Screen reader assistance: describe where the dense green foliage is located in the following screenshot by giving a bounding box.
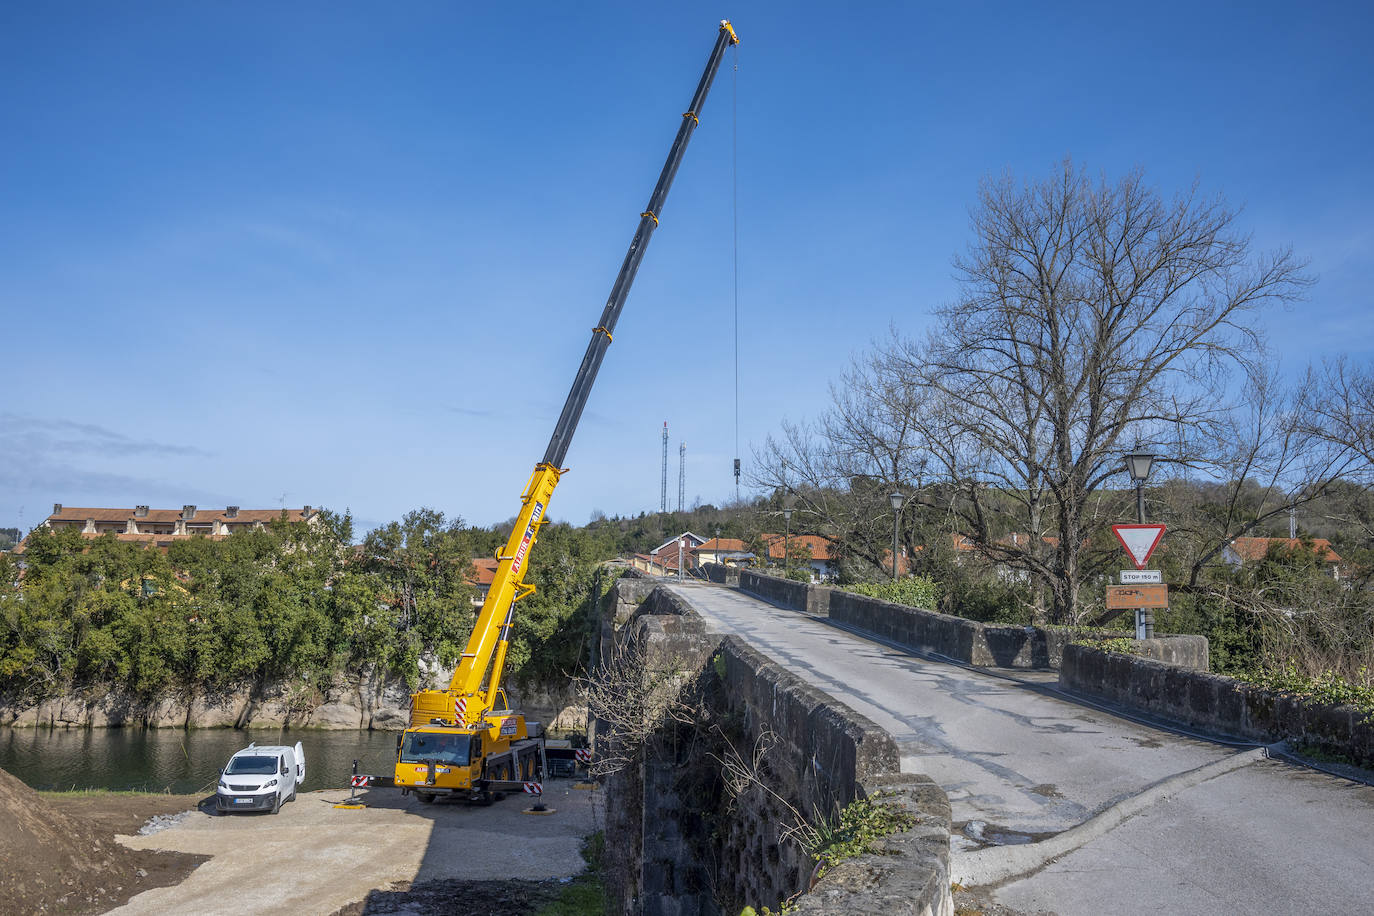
[1235,664,1374,719]
[0,509,617,702]
[839,577,940,610]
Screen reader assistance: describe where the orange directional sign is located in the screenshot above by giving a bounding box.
[1106,584,1169,609]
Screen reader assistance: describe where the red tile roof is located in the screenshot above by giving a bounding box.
[695,537,750,553]
[1228,537,1343,564]
[759,533,834,561]
[467,557,500,587]
[46,506,315,524]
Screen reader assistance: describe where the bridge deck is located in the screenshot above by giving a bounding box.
[667,580,1374,915]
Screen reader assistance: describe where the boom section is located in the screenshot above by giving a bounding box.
[448,463,560,713]
[542,20,739,469]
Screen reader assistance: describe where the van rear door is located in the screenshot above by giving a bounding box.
[294,740,306,785]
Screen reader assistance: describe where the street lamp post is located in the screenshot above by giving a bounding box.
[888,491,905,582]
[782,507,793,576]
[1124,451,1157,638]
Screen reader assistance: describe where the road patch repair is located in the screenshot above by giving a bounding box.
[107,782,601,915]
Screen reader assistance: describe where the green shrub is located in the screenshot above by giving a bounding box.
[841,577,940,610]
[1235,664,1374,719]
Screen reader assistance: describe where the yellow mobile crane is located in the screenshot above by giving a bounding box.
[383,20,739,805]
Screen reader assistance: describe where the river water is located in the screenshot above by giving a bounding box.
[0,727,400,795]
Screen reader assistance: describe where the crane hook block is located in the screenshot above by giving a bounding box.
[720,20,739,44]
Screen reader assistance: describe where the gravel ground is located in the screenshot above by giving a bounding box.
[108,781,602,915]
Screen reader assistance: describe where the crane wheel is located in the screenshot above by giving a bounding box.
[417,792,436,805]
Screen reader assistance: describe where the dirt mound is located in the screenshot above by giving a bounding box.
[0,767,199,914]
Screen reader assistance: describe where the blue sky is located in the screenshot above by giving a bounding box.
[3,2,1371,536]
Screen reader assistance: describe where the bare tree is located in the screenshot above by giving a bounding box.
[899,162,1310,621]
[1152,364,1358,589]
[1298,356,1374,477]
[575,631,698,778]
[754,350,934,574]
[762,161,1311,622]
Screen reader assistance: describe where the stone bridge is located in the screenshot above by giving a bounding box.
[601,571,1374,915]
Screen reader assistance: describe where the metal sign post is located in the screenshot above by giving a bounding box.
[1111,524,1168,638]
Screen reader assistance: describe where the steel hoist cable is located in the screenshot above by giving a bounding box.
[731,39,742,503]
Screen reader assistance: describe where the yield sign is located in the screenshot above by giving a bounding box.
[1112,524,1166,570]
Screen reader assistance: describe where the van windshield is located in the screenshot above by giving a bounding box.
[225,755,277,775]
[400,732,471,766]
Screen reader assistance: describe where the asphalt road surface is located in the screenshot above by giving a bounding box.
[668,580,1374,916]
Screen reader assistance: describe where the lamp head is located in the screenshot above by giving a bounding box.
[1124,451,1157,483]
[888,491,905,511]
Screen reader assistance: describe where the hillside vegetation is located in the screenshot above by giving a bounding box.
[0,510,615,704]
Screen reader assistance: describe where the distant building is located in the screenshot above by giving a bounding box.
[758,533,837,582]
[1222,537,1346,580]
[18,503,320,552]
[694,537,754,567]
[467,557,500,607]
[628,532,710,576]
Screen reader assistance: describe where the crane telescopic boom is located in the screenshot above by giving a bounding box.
[392,21,739,803]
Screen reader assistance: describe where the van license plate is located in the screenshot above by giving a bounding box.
[234,798,252,804]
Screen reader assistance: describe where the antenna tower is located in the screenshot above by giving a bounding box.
[678,441,686,513]
[661,422,669,513]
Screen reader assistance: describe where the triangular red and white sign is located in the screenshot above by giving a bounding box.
[1112,524,1166,569]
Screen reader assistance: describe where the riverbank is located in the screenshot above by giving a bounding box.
[0,770,205,914]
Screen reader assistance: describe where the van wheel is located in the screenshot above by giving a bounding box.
[271,793,282,815]
[289,785,297,803]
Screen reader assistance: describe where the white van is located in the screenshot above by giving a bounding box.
[215,741,306,814]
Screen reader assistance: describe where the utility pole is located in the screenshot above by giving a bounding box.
[679,441,686,513]
[661,422,669,514]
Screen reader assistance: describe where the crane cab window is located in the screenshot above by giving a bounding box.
[399,733,471,766]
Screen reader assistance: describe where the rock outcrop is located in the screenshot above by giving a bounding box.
[0,664,585,731]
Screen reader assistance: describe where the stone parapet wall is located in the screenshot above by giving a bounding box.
[600,574,951,916]
[738,569,811,613]
[702,563,741,586]
[1061,644,1374,766]
[719,566,1206,673]
[793,774,953,916]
